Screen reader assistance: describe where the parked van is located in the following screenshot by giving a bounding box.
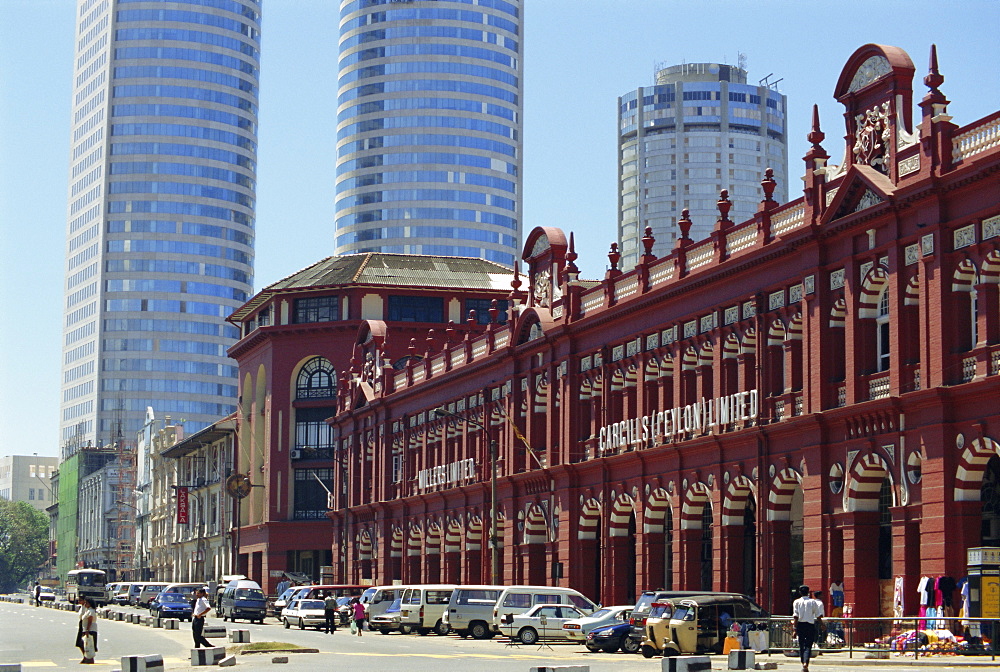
[219,579,267,623]
[399,584,456,635]
[442,585,504,639]
[491,586,598,633]
[127,583,148,606]
[161,582,204,604]
[113,583,133,605]
[138,583,167,607]
[641,593,767,658]
[361,585,406,622]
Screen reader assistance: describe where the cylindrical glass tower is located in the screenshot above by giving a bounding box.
[335,0,523,267]
[60,0,260,455]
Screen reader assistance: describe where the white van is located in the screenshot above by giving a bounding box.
[361,585,406,621]
[399,584,457,635]
[491,586,598,631]
[442,585,505,639]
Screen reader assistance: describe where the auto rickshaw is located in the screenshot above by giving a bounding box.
[641,593,767,658]
[638,601,675,657]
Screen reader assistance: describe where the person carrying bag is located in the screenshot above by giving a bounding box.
[76,597,98,664]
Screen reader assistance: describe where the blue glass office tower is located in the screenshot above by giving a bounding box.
[59,0,259,456]
[335,0,523,267]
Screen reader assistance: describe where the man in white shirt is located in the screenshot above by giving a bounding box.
[792,585,824,672]
[192,587,213,648]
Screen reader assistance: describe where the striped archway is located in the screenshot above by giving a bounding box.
[578,498,601,540]
[858,265,890,318]
[444,519,463,553]
[767,467,803,521]
[523,503,548,545]
[721,475,757,525]
[846,452,892,512]
[697,342,714,367]
[609,367,626,392]
[904,275,920,306]
[533,373,549,413]
[682,345,699,371]
[609,493,636,537]
[390,526,403,558]
[644,487,673,533]
[624,363,639,388]
[786,313,803,341]
[767,318,786,346]
[406,523,424,557]
[645,354,674,380]
[425,521,443,555]
[741,327,757,354]
[952,258,978,292]
[722,333,741,360]
[358,529,373,561]
[982,250,1000,284]
[954,437,1000,501]
[680,482,712,529]
[829,298,847,328]
[466,515,483,551]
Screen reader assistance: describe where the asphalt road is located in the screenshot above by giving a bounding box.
[2,598,997,672]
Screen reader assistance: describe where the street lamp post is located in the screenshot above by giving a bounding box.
[434,407,499,584]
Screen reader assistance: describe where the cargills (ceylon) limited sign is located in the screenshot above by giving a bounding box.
[417,458,476,490]
[599,389,759,452]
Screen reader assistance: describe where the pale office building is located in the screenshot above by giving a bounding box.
[617,62,788,269]
[0,455,59,511]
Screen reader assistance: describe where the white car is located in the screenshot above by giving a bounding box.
[499,603,587,645]
[282,598,327,630]
[561,605,632,641]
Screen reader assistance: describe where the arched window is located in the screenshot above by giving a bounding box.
[969,289,979,350]
[296,357,336,399]
[875,290,890,373]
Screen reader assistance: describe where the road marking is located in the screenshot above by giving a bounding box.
[331,652,582,660]
[21,663,58,667]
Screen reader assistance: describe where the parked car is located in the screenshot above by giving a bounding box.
[113,583,132,605]
[491,586,598,633]
[128,583,147,606]
[442,585,503,640]
[369,597,403,634]
[149,592,194,621]
[641,593,768,658]
[399,584,456,635]
[500,604,587,645]
[335,597,355,627]
[586,622,635,653]
[38,587,56,602]
[282,598,327,630]
[361,585,405,622]
[562,605,632,643]
[273,587,298,617]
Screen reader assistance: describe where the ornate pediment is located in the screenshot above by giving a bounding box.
[848,55,892,93]
[823,165,895,224]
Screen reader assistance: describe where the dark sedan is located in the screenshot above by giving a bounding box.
[150,592,194,621]
[586,622,638,654]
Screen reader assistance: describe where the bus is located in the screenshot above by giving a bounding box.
[66,569,110,606]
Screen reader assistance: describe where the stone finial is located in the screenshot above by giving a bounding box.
[408,337,417,359]
[641,226,655,257]
[807,104,825,148]
[467,310,477,327]
[565,231,579,276]
[678,208,693,241]
[488,299,499,324]
[425,329,436,354]
[716,189,732,222]
[761,167,777,202]
[924,43,944,92]
[446,320,456,343]
[608,243,620,271]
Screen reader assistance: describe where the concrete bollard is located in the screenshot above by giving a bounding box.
[219,656,237,667]
[270,657,288,664]
[528,668,590,672]
[228,630,250,643]
[728,650,755,670]
[191,648,225,666]
[162,619,179,630]
[150,618,162,628]
[203,625,227,638]
[753,663,778,671]
[121,655,164,672]
[0,664,23,672]
[115,612,125,621]
[662,656,712,672]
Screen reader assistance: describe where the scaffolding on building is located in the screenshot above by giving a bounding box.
[112,399,137,580]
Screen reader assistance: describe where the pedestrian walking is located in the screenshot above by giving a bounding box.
[351,598,365,637]
[191,587,213,648]
[323,592,339,634]
[792,585,824,672]
[34,582,42,607]
[75,596,98,664]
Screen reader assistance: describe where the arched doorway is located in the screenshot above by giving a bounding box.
[982,455,1000,546]
[700,502,713,591]
[789,488,804,607]
[624,513,637,603]
[664,507,674,590]
[743,497,757,597]
[877,478,894,616]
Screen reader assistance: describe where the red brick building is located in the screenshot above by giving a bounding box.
[226,254,513,592]
[325,44,1000,617]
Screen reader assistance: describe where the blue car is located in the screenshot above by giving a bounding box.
[150,592,194,621]
[586,622,638,654]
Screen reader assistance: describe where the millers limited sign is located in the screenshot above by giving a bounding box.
[599,389,759,451]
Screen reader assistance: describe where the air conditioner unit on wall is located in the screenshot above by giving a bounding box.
[290,449,301,460]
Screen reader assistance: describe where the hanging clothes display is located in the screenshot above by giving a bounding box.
[893,576,904,618]
[829,581,844,618]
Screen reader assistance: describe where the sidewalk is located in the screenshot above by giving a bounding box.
[766,650,1000,667]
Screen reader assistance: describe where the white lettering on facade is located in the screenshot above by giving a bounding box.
[417,457,476,490]
[598,389,759,452]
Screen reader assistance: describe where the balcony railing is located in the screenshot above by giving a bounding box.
[868,374,890,400]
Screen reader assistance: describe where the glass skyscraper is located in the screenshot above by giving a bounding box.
[617,62,788,269]
[60,0,260,457]
[335,0,523,267]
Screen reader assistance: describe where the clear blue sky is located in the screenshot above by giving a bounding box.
[1,0,997,458]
